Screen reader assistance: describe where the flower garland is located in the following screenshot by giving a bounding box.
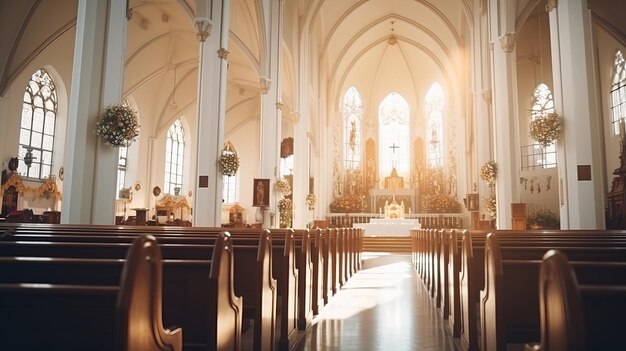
[484,194,497,218]
[218,149,240,176]
[95,104,140,147]
[275,179,291,196]
[278,198,293,228]
[306,193,316,209]
[529,112,563,148]
[480,161,497,187]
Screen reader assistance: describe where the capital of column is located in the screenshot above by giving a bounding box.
[194,17,213,42]
[499,32,517,53]
[545,0,557,12]
[217,48,230,60]
[276,101,284,110]
[260,77,272,94]
[292,110,301,123]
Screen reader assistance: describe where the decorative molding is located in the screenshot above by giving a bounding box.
[481,90,492,105]
[292,110,301,123]
[260,77,272,94]
[217,48,230,60]
[499,32,517,53]
[275,101,284,110]
[194,17,212,42]
[545,0,557,12]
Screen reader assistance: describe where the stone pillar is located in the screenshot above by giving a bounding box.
[193,0,230,226]
[470,6,493,221]
[258,0,284,228]
[548,0,605,228]
[0,97,7,163]
[489,0,521,229]
[62,0,127,224]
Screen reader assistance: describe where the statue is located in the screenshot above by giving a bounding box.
[256,180,265,206]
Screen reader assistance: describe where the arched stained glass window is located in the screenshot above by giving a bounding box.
[379,92,409,178]
[18,69,57,179]
[222,141,239,204]
[164,119,185,194]
[343,86,363,170]
[425,83,444,168]
[529,83,556,169]
[611,50,626,135]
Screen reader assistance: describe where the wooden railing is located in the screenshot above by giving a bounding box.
[326,213,466,229]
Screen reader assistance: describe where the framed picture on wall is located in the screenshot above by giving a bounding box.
[253,178,270,207]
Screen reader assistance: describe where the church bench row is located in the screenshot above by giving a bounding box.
[535,250,626,351]
[0,224,363,322]
[0,235,185,351]
[410,228,626,351]
[0,223,363,351]
[0,230,270,351]
[480,233,626,351]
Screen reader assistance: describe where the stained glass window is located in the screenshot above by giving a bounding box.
[611,50,626,135]
[425,83,444,168]
[530,83,556,168]
[343,87,363,170]
[222,141,239,204]
[379,92,410,178]
[18,69,57,179]
[164,119,185,194]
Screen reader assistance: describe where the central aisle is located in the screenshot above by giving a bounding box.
[295,253,457,351]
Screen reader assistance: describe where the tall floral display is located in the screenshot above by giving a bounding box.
[95,104,140,147]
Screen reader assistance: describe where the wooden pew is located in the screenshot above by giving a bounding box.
[0,235,183,351]
[535,250,626,351]
[480,233,626,351]
[0,229,250,351]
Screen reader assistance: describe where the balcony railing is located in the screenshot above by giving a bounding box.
[326,212,467,229]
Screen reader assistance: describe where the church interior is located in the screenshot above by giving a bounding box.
[1,0,626,350]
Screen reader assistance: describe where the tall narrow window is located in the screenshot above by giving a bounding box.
[116,145,128,198]
[164,119,185,194]
[222,141,239,204]
[425,83,444,168]
[343,86,363,170]
[527,83,556,169]
[18,69,57,179]
[611,50,626,135]
[379,92,410,178]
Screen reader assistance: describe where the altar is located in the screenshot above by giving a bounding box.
[353,218,421,237]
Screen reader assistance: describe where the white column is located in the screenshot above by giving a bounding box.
[193,0,230,226]
[489,0,521,229]
[548,0,605,229]
[471,7,493,220]
[258,0,284,228]
[62,0,127,224]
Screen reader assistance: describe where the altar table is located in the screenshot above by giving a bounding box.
[353,219,421,237]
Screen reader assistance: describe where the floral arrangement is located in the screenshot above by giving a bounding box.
[218,148,239,176]
[484,194,497,218]
[275,179,292,196]
[480,161,497,187]
[278,198,293,228]
[422,193,461,213]
[329,194,364,213]
[529,112,563,148]
[95,104,140,147]
[306,193,316,209]
[528,207,560,228]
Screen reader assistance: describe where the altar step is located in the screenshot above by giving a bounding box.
[361,236,412,252]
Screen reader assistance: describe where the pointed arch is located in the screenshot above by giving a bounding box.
[528,83,556,169]
[378,92,410,178]
[18,68,58,179]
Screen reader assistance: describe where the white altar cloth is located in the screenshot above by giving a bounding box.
[353,220,421,237]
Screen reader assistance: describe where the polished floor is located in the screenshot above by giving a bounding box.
[295,253,457,351]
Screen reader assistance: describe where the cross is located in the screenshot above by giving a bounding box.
[389,143,399,154]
